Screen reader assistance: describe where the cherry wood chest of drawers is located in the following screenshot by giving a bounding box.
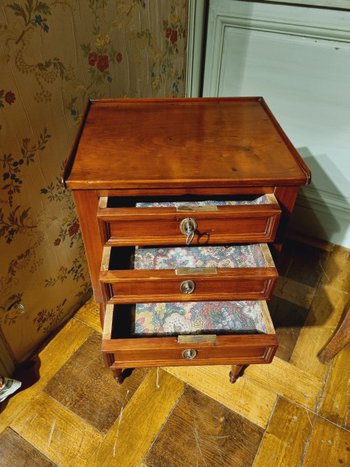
[64,97,311,383]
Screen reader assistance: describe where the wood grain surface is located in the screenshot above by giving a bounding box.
[164,365,277,429]
[101,267,278,303]
[254,397,314,467]
[0,428,55,466]
[99,201,281,246]
[144,386,263,467]
[10,393,102,466]
[95,369,184,466]
[303,417,350,467]
[65,98,310,190]
[0,319,93,435]
[319,345,350,430]
[44,333,148,433]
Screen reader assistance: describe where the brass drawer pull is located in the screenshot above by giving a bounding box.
[182,349,197,360]
[180,280,196,294]
[180,217,197,245]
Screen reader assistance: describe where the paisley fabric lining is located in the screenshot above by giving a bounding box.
[134,244,267,270]
[133,301,268,336]
[136,195,270,208]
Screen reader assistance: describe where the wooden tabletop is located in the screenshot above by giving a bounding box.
[65,97,310,190]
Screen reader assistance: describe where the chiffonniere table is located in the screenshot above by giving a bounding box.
[64,97,311,383]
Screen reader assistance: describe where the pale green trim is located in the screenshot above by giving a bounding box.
[203,0,350,96]
[185,0,208,97]
[246,1,350,11]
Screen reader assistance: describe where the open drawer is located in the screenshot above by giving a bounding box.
[97,194,281,246]
[100,243,278,303]
[101,301,278,368]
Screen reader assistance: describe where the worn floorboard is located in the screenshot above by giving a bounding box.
[10,392,102,466]
[144,385,264,467]
[95,369,184,467]
[245,357,323,411]
[318,345,350,431]
[164,365,276,429]
[254,397,314,467]
[45,332,148,433]
[0,427,55,466]
[74,298,101,333]
[0,319,93,435]
[303,416,350,467]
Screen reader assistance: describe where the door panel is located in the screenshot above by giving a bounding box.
[203,0,350,246]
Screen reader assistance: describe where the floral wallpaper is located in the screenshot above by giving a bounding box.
[0,0,187,371]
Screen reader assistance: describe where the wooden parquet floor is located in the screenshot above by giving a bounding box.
[1,238,350,466]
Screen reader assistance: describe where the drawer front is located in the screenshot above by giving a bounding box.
[100,244,277,303]
[97,195,281,246]
[101,302,278,368]
[101,270,277,303]
[104,339,277,368]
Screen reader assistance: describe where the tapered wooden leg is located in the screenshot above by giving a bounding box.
[229,364,245,383]
[112,368,124,384]
[111,368,134,384]
[318,300,350,364]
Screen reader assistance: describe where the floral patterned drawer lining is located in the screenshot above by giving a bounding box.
[136,195,271,208]
[133,244,270,270]
[132,301,271,336]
